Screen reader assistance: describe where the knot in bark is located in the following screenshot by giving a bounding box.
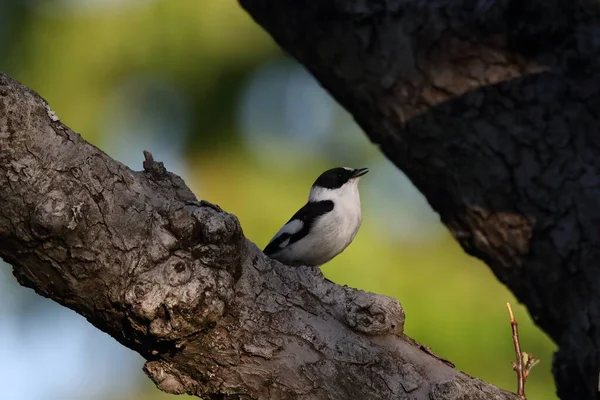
[343,288,405,335]
[144,360,193,395]
[31,190,83,238]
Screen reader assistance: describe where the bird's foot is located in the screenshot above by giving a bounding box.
[185,200,223,212]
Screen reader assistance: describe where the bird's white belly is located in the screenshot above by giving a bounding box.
[276,205,362,266]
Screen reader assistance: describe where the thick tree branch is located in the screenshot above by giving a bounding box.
[0,74,516,399]
[238,0,600,398]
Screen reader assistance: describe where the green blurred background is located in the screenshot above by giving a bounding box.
[0,1,557,399]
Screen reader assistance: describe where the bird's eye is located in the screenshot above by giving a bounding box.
[338,173,342,178]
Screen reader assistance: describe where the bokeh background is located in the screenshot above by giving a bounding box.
[0,1,557,399]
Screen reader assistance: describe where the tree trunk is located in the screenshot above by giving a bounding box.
[0,73,518,399]
[238,0,600,399]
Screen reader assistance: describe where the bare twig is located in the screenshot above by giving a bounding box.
[507,303,540,400]
[507,302,525,398]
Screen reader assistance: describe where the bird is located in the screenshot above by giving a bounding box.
[263,166,369,267]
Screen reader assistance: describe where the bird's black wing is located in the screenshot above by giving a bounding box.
[263,200,334,255]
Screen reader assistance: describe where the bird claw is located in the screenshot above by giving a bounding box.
[185,200,223,212]
[323,276,336,285]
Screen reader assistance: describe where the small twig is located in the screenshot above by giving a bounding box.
[506,303,540,399]
[507,302,525,399]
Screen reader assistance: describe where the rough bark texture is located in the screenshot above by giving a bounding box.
[0,74,518,399]
[238,0,600,399]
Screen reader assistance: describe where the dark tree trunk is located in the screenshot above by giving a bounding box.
[238,0,600,399]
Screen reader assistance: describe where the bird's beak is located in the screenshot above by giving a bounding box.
[352,168,369,178]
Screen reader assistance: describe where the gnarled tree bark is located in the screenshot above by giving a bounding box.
[0,74,517,399]
[238,0,600,399]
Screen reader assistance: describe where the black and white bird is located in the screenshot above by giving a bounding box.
[263,167,369,267]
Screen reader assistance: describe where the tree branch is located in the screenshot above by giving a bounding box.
[0,73,516,399]
[238,0,600,398]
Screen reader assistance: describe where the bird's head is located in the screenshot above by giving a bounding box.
[309,167,369,202]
